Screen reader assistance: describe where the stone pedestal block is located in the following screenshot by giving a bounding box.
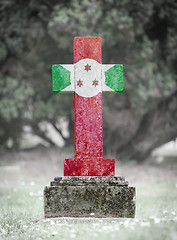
[44,177,136,218]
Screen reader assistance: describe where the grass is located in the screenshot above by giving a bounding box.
[0,179,177,240]
[0,147,177,239]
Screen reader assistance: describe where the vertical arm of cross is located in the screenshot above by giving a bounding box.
[51,37,123,176]
[102,64,123,92]
[52,64,74,92]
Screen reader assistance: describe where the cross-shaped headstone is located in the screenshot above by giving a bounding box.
[52,37,123,176]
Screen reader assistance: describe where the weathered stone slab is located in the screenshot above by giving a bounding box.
[51,176,128,186]
[44,176,136,218]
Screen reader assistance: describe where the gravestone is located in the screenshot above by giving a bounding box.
[44,37,136,218]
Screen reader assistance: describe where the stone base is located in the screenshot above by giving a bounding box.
[44,177,136,218]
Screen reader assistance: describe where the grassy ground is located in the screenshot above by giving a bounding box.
[0,148,177,239]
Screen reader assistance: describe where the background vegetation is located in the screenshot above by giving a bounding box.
[0,0,177,161]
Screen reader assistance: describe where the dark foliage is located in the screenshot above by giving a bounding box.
[0,0,176,161]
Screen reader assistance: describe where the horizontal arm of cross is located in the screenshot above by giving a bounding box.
[52,64,123,93]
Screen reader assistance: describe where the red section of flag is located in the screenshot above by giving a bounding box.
[74,92,103,159]
[63,37,115,176]
[64,158,115,176]
[74,37,102,64]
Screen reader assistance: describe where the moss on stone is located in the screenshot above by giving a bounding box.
[44,177,136,218]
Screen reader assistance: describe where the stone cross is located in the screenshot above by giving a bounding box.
[52,37,123,176]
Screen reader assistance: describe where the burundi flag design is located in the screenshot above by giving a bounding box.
[52,60,123,96]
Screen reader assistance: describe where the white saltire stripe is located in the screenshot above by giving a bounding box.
[102,65,115,92]
[60,64,74,92]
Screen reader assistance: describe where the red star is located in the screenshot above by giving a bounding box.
[92,79,98,87]
[84,64,91,72]
[77,79,83,87]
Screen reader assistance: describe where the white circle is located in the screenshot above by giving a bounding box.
[74,59,101,97]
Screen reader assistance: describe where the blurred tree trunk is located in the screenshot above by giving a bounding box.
[0,0,176,162]
[103,89,177,161]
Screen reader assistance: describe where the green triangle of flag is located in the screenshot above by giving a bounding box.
[52,65,71,92]
[105,65,123,92]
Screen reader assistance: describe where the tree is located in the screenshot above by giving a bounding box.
[0,0,176,161]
